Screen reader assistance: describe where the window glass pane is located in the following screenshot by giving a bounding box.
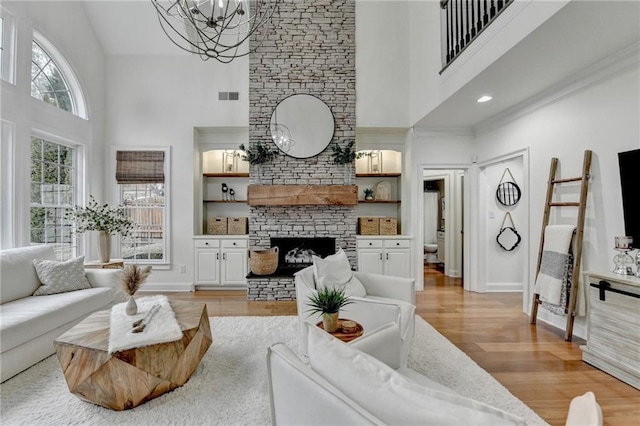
[120,182,166,262]
[30,137,76,260]
[31,41,74,113]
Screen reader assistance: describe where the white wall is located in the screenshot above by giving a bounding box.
[105,55,248,287]
[0,1,106,250]
[479,155,527,292]
[408,0,569,126]
[474,66,640,336]
[356,0,410,128]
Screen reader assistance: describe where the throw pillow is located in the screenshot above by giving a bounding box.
[32,256,92,296]
[312,248,366,297]
[306,323,526,425]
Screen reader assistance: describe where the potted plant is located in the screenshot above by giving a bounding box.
[65,195,135,263]
[306,287,353,333]
[330,141,360,184]
[239,142,278,184]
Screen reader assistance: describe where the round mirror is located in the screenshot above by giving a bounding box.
[270,94,334,159]
[496,182,521,206]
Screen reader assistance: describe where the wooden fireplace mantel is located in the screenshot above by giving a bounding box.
[247,185,357,206]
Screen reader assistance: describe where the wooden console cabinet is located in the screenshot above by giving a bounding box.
[581,271,640,390]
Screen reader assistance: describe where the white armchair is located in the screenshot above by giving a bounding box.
[294,265,416,367]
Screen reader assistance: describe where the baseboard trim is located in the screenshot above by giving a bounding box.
[535,310,587,340]
[138,281,194,293]
[486,282,523,292]
[195,285,247,291]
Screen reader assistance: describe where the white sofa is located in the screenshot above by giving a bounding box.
[0,245,124,382]
[294,265,415,367]
[267,323,603,426]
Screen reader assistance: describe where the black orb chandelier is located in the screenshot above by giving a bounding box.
[151,0,278,63]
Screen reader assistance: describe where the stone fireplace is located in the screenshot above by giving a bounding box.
[271,237,336,275]
[247,0,356,300]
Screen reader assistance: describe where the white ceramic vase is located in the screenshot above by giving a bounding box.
[125,296,137,316]
[97,231,111,263]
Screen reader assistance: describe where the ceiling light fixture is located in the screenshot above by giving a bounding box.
[477,95,493,103]
[151,0,278,63]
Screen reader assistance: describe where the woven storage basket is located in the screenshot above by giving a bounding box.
[358,217,379,235]
[249,247,279,275]
[379,217,397,235]
[208,217,228,235]
[227,217,248,235]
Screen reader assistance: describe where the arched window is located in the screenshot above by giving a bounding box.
[30,32,87,119]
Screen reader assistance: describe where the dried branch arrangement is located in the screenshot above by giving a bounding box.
[119,265,152,296]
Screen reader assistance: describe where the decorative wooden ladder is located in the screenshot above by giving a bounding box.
[530,150,593,342]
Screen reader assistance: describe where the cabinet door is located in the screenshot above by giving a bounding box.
[196,250,220,284]
[358,249,384,275]
[222,249,248,285]
[384,249,411,278]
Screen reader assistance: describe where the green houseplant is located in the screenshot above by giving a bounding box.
[306,287,353,333]
[65,196,135,263]
[330,141,361,184]
[239,142,278,184]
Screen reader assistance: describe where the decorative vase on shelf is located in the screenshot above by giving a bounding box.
[322,312,339,333]
[97,230,111,263]
[125,296,137,316]
[343,163,353,185]
[255,164,264,185]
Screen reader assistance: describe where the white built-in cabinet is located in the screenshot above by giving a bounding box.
[194,236,248,289]
[357,236,411,278]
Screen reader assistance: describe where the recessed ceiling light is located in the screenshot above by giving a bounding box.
[477,95,493,103]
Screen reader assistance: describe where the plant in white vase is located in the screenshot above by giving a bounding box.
[239,142,277,184]
[330,141,362,184]
[65,196,135,263]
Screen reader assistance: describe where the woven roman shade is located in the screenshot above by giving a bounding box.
[116,151,165,184]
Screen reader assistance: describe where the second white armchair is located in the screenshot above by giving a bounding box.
[294,264,416,367]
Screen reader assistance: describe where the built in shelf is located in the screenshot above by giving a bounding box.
[203,173,249,178]
[358,200,400,204]
[356,173,401,178]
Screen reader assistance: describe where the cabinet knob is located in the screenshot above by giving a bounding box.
[233,242,236,246]
[369,242,373,246]
[396,242,400,246]
[205,242,209,246]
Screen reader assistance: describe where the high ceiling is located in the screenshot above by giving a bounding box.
[83,1,640,129]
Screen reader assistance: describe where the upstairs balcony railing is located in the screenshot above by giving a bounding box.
[440,0,514,71]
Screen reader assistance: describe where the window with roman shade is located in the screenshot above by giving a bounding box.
[116,150,165,184]
[116,148,169,265]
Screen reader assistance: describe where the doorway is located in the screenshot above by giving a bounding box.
[421,169,465,285]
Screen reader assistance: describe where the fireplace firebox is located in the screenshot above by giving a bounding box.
[270,237,336,275]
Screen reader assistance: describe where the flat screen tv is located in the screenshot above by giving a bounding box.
[618,148,640,249]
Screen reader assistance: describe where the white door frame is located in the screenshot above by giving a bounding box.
[414,163,472,292]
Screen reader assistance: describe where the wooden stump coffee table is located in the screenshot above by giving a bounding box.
[54,300,212,410]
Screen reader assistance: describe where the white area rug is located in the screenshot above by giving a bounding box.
[0,316,548,425]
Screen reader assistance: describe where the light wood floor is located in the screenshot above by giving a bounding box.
[159,266,640,426]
